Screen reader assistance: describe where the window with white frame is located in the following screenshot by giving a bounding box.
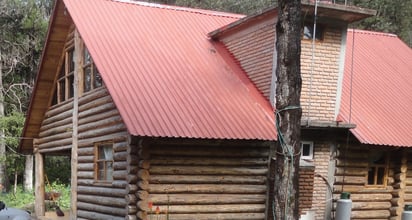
[301,141,314,160]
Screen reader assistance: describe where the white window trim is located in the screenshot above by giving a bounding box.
[301,141,314,160]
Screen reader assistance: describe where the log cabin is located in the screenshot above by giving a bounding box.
[18,0,412,219]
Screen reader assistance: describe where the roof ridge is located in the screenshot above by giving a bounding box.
[348,29,398,38]
[111,0,244,19]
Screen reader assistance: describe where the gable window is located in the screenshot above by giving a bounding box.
[367,151,388,186]
[95,142,114,182]
[54,47,75,104]
[301,141,314,160]
[82,47,102,93]
[302,23,324,41]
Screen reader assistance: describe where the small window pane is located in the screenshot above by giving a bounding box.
[377,167,385,185]
[84,48,91,64]
[68,74,74,99]
[68,50,75,73]
[368,167,375,184]
[84,66,92,92]
[93,65,102,88]
[59,79,65,102]
[302,144,311,156]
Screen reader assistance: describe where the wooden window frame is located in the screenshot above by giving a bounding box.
[365,151,389,188]
[302,22,325,41]
[94,142,114,183]
[301,141,314,160]
[80,42,103,95]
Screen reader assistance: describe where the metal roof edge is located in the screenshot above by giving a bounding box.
[112,0,244,19]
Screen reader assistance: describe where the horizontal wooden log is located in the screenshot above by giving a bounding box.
[334,176,366,185]
[145,204,265,214]
[150,147,268,158]
[78,86,109,105]
[351,201,391,210]
[150,166,267,175]
[351,210,390,219]
[336,160,368,167]
[77,194,126,207]
[127,174,138,184]
[114,141,128,152]
[78,163,94,171]
[114,151,128,161]
[78,201,126,216]
[150,175,266,184]
[113,170,127,180]
[148,193,266,205]
[146,213,265,220]
[77,171,94,179]
[78,155,94,163]
[336,150,368,159]
[45,101,73,119]
[78,115,123,134]
[394,173,406,181]
[150,157,268,166]
[78,147,94,155]
[77,179,127,188]
[78,185,127,197]
[114,161,128,170]
[350,193,392,201]
[335,167,367,176]
[39,138,73,150]
[77,210,124,220]
[125,215,137,220]
[43,108,73,125]
[125,194,137,205]
[78,95,114,114]
[38,144,72,153]
[78,132,128,146]
[79,108,119,126]
[126,184,138,193]
[78,124,127,140]
[39,126,72,141]
[126,205,137,215]
[148,184,266,194]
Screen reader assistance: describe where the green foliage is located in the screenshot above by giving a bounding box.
[0,183,70,211]
[45,155,71,184]
[0,111,25,178]
[351,0,412,46]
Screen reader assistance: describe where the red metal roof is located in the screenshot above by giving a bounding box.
[339,29,412,147]
[63,0,276,140]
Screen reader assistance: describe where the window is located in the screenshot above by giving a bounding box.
[367,151,388,186]
[95,142,114,182]
[301,141,314,160]
[302,23,324,41]
[82,47,102,93]
[53,47,75,105]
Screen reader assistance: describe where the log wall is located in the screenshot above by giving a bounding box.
[333,145,402,220]
[75,87,129,220]
[136,140,270,220]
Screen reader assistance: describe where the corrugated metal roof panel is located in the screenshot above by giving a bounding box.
[63,0,276,140]
[339,29,412,147]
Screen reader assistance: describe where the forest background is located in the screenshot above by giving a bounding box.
[0,0,411,206]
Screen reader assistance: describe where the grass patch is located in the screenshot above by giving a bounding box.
[0,182,70,212]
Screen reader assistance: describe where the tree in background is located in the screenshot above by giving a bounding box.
[0,0,50,192]
[351,0,412,47]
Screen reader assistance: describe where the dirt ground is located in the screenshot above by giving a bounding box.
[32,211,69,220]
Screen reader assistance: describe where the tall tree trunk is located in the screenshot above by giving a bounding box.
[0,49,6,192]
[273,0,302,219]
[24,155,34,191]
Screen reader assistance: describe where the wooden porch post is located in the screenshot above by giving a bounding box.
[69,28,81,220]
[34,139,45,217]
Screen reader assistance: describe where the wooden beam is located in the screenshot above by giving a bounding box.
[34,143,45,217]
